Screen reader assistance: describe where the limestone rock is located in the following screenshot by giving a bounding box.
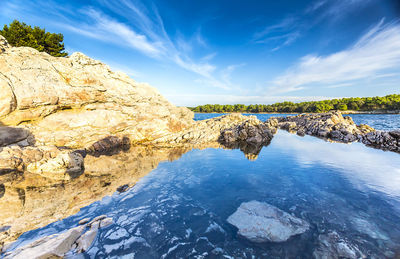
[0,40,193,148]
[3,225,85,259]
[3,216,113,258]
[227,201,310,243]
[220,116,277,146]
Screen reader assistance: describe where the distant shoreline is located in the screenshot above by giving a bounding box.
[193,110,400,115]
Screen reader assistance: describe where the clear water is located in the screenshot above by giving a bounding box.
[5,131,400,258]
[194,113,400,131]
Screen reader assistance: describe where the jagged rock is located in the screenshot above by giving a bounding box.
[313,231,365,259]
[277,111,375,143]
[227,201,310,243]
[219,116,277,146]
[362,130,400,152]
[0,38,193,148]
[149,113,265,145]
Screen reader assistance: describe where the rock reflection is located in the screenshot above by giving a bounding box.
[0,145,190,248]
[0,141,262,249]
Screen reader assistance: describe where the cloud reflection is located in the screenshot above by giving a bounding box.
[271,131,400,198]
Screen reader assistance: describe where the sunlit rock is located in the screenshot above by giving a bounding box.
[277,111,375,143]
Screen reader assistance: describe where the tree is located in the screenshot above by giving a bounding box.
[0,20,68,57]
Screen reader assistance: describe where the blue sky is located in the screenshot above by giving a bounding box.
[1,0,399,106]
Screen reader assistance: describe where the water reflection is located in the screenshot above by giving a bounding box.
[0,141,262,249]
[271,131,400,198]
[0,146,192,247]
[2,132,400,257]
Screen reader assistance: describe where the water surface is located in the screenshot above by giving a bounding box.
[194,113,400,131]
[5,131,400,258]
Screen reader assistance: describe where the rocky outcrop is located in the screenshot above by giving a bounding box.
[0,36,280,180]
[219,116,278,146]
[2,215,113,258]
[227,201,310,243]
[0,36,193,148]
[277,111,400,153]
[362,130,400,153]
[277,111,375,143]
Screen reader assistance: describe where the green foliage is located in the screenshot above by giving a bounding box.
[1,20,68,57]
[189,94,400,113]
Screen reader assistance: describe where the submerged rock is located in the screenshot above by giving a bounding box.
[313,231,365,259]
[227,201,309,243]
[3,216,113,258]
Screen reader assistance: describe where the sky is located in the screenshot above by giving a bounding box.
[1,0,400,106]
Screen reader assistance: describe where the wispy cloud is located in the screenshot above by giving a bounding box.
[269,19,400,93]
[253,0,375,51]
[2,0,236,90]
[253,16,303,51]
[195,63,245,90]
[67,8,162,56]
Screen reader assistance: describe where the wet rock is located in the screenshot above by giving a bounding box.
[79,218,90,225]
[227,201,309,243]
[116,184,130,193]
[313,231,365,259]
[3,225,85,259]
[277,111,374,143]
[220,116,277,146]
[3,216,113,258]
[362,130,400,153]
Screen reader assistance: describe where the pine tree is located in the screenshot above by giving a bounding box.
[0,20,68,57]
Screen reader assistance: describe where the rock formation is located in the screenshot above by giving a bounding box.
[227,201,310,243]
[277,111,375,143]
[2,215,113,258]
[0,36,193,148]
[362,130,400,153]
[277,111,400,153]
[0,146,192,249]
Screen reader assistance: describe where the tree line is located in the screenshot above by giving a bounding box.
[0,20,67,57]
[189,94,400,113]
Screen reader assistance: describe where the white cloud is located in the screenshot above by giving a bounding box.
[68,8,162,57]
[270,20,400,93]
[68,1,233,90]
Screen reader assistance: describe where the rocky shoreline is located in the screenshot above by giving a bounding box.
[1,35,400,256]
